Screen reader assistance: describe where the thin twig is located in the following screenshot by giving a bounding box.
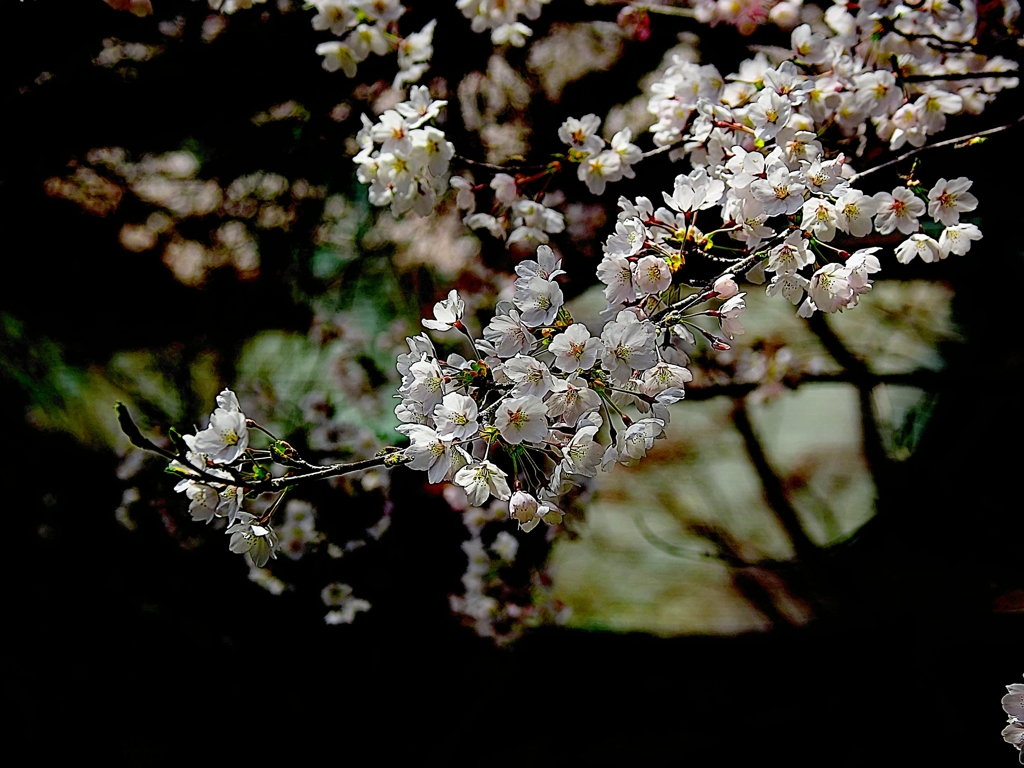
[117,401,402,493]
[651,251,763,324]
[901,70,1019,83]
[849,113,1024,183]
[641,142,680,159]
[453,155,549,173]
[176,451,394,493]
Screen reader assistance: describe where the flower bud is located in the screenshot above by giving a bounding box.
[769,1,801,29]
[509,491,539,527]
[617,7,651,41]
[712,274,739,299]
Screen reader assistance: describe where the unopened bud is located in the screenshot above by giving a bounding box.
[769,0,800,29]
[712,274,739,299]
[270,440,301,466]
[384,452,412,468]
[617,6,651,41]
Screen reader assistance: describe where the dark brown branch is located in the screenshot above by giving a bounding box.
[453,155,549,173]
[683,368,943,401]
[116,402,404,494]
[805,313,891,490]
[901,70,1019,83]
[731,399,820,561]
[651,251,765,324]
[849,113,1024,183]
[633,509,737,564]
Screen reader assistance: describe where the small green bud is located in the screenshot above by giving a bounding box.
[384,452,412,468]
[270,440,302,466]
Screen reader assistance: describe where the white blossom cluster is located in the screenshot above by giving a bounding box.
[169,390,280,567]
[395,247,697,531]
[557,114,643,196]
[321,582,372,624]
[112,0,1018,632]
[447,493,567,642]
[450,507,517,637]
[455,174,566,247]
[456,0,552,47]
[310,1,437,88]
[354,86,455,216]
[647,8,1018,155]
[204,0,435,86]
[691,0,805,35]
[1003,675,1024,761]
[606,10,1008,323]
[598,163,983,325]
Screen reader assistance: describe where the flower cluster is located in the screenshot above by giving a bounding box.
[457,174,566,247]
[691,0,803,36]
[456,0,552,47]
[645,7,1018,158]
[354,86,454,216]
[321,582,372,624]
[106,0,1018,644]
[598,166,983,324]
[447,492,568,642]
[394,247,696,531]
[1004,675,1024,763]
[557,114,643,196]
[168,389,279,565]
[591,14,1004,322]
[311,1,436,88]
[439,6,1008,274]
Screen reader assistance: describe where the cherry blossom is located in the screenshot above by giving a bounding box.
[896,234,943,264]
[549,324,601,372]
[422,289,466,332]
[454,461,512,506]
[939,223,983,257]
[928,177,979,227]
[193,388,249,464]
[873,188,927,236]
[808,264,854,314]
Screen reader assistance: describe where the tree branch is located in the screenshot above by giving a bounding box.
[731,398,820,561]
[805,313,891,490]
[849,113,1024,183]
[901,70,1019,83]
[116,403,406,494]
[683,368,943,401]
[651,252,765,325]
[453,155,550,173]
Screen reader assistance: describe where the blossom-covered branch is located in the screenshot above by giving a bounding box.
[116,396,408,566]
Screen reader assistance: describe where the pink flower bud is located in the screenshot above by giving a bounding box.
[617,7,651,41]
[712,274,739,299]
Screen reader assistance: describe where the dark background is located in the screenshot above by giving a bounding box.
[3,0,1021,763]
